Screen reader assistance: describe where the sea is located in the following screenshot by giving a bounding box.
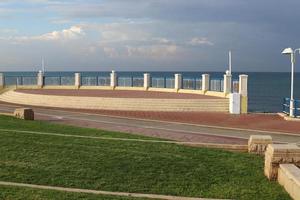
[2,71,300,113]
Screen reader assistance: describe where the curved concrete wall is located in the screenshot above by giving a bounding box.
[0,90,229,112]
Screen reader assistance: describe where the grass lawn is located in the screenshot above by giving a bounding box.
[0,186,152,200]
[0,115,291,200]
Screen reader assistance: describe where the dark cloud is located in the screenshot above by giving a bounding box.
[1,0,300,71]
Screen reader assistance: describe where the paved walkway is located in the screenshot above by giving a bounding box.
[16,89,222,99]
[1,103,300,145]
[11,89,300,134]
[0,181,229,200]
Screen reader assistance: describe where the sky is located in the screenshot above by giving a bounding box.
[0,0,299,72]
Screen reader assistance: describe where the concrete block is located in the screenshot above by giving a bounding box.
[223,74,232,94]
[174,74,182,91]
[248,135,272,155]
[37,71,44,88]
[110,70,117,88]
[239,75,248,114]
[75,73,81,89]
[278,164,300,200]
[14,108,34,120]
[144,73,150,90]
[0,73,4,88]
[264,144,300,180]
[239,74,248,97]
[202,74,210,92]
[229,93,241,114]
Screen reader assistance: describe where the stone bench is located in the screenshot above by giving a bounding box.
[278,164,300,200]
[264,144,300,180]
[248,135,272,155]
[14,108,34,120]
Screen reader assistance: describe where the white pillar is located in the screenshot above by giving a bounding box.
[202,74,210,92]
[239,74,248,114]
[144,73,150,90]
[175,74,182,91]
[223,74,232,94]
[229,93,241,114]
[110,70,117,88]
[75,73,81,89]
[239,75,248,97]
[37,71,44,88]
[0,73,4,88]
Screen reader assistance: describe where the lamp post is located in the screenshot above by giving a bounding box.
[282,47,300,117]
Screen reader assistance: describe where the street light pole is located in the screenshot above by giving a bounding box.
[290,52,295,117]
[282,47,300,117]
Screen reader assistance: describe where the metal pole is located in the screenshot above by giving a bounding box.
[290,52,295,117]
[229,51,232,75]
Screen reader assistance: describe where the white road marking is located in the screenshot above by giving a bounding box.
[0,128,246,149]
[0,181,230,200]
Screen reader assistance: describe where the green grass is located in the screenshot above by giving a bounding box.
[0,186,152,200]
[0,115,291,200]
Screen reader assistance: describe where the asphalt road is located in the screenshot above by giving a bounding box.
[1,103,300,145]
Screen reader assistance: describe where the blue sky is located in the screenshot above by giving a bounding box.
[0,0,299,72]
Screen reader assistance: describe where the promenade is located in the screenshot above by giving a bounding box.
[1,100,300,147]
[4,89,300,134]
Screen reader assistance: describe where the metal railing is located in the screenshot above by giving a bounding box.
[4,76,38,86]
[283,98,300,117]
[44,76,74,86]
[232,79,239,93]
[117,77,132,87]
[296,100,300,117]
[132,77,144,87]
[80,76,110,86]
[210,79,224,92]
[2,74,239,94]
[151,77,166,88]
[182,78,202,90]
[98,77,110,86]
[81,76,97,86]
[166,78,175,88]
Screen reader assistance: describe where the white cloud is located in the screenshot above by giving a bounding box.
[0,25,85,43]
[103,47,119,57]
[188,37,214,46]
[34,25,85,41]
[126,45,178,57]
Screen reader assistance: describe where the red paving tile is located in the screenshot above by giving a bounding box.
[58,109,300,134]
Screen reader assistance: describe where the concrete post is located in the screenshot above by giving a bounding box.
[75,73,81,89]
[264,144,300,180]
[229,93,241,114]
[144,73,150,90]
[37,71,44,88]
[202,74,210,92]
[223,74,232,94]
[174,74,182,91]
[248,135,272,155]
[239,74,248,114]
[110,70,117,89]
[0,73,4,88]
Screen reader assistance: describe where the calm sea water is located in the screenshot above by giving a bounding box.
[3,71,300,113]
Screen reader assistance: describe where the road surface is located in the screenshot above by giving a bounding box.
[0,103,300,145]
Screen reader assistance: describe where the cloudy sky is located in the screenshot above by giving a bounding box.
[0,0,299,72]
